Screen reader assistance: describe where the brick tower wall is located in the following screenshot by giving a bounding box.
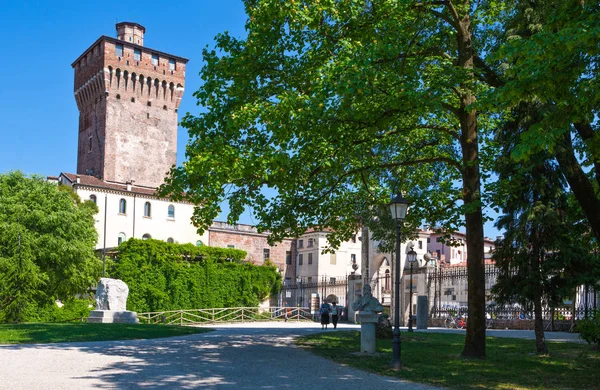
[73,27,187,188]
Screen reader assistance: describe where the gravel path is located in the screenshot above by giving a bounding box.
[0,322,439,390]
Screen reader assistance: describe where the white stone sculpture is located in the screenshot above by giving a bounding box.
[88,278,138,324]
[95,278,129,311]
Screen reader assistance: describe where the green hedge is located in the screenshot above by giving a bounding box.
[111,239,282,313]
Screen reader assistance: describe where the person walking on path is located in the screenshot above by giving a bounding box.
[330,302,339,329]
[320,302,331,330]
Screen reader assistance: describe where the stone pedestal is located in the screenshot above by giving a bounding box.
[417,295,428,329]
[87,310,139,324]
[357,311,379,354]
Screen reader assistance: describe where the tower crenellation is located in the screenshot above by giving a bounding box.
[72,22,188,188]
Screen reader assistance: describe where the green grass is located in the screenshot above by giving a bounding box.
[296,331,600,389]
[0,323,212,344]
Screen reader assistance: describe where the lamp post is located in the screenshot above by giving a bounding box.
[407,249,417,332]
[389,193,410,370]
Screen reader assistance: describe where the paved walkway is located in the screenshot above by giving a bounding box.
[0,322,583,389]
[0,322,437,390]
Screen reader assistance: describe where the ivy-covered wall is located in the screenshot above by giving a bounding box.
[111,239,282,313]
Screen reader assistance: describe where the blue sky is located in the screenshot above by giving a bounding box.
[0,0,501,238]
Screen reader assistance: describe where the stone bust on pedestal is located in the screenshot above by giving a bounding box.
[352,285,384,313]
[353,284,383,354]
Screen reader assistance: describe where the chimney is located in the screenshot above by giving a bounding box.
[76,175,81,184]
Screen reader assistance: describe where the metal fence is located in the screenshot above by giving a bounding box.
[276,276,350,312]
[138,307,313,325]
[426,264,600,321]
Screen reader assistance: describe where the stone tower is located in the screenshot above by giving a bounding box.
[72,22,187,188]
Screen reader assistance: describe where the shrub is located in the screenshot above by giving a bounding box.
[376,314,393,339]
[111,239,282,312]
[36,299,94,323]
[578,310,600,350]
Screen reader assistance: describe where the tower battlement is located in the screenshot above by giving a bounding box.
[72,23,188,188]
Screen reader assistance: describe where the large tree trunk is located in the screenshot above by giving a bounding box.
[555,130,600,243]
[456,10,486,359]
[532,255,548,354]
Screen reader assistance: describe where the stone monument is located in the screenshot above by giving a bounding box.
[352,284,384,354]
[87,278,139,324]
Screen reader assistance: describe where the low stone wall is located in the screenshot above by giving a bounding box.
[429,318,575,332]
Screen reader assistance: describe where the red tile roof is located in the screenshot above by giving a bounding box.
[60,172,159,197]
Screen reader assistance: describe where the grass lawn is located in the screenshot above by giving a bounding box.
[296,331,600,389]
[0,323,212,345]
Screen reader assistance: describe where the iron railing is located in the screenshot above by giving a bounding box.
[138,306,313,325]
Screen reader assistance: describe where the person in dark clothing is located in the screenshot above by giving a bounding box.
[330,302,340,329]
[320,302,331,329]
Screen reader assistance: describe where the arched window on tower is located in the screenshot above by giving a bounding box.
[144,202,151,217]
[89,194,97,204]
[119,198,127,214]
[118,232,126,245]
[142,233,151,240]
[167,237,174,243]
[168,205,175,219]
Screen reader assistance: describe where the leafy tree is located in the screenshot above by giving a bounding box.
[489,0,600,242]
[492,104,600,354]
[161,0,516,358]
[0,171,101,323]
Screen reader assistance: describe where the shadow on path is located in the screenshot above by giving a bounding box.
[0,325,438,389]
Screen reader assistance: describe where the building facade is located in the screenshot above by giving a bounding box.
[295,230,362,284]
[72,22,187,188]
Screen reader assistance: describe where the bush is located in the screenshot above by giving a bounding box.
[111,239,282,312]
[376,314,393,339]
[34,299,94,323]
[578,310,600,350]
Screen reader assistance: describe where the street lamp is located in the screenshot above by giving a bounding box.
[407,249,417,332]
[389,193,410,370]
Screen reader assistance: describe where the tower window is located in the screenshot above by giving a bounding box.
[167,237,174,243]
[169,59,176,70]
[286,251,292,265]
[88,136,92,152]
[167,205,175,218]
[131,97,135,103]
[263,248,270,260]
[134,49,141,62]
[89,194,97,204]
[118,232,126,245]
[116,94,121,100]
[151,54,159,66]
[115,44,123,57]
[144,202,151,217]
[308,253,313,264]
[142,233,151,240]
[196,240,204,247]
[119,198,127,214]
[147,101,152,107]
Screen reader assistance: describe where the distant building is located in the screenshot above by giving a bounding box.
[427,230,496,265]
[295,229,362,283]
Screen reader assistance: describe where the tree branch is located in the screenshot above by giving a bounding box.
[473,55,503,88]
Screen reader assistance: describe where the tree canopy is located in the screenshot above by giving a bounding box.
[0,171,101,322]
[161,0,598,358]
